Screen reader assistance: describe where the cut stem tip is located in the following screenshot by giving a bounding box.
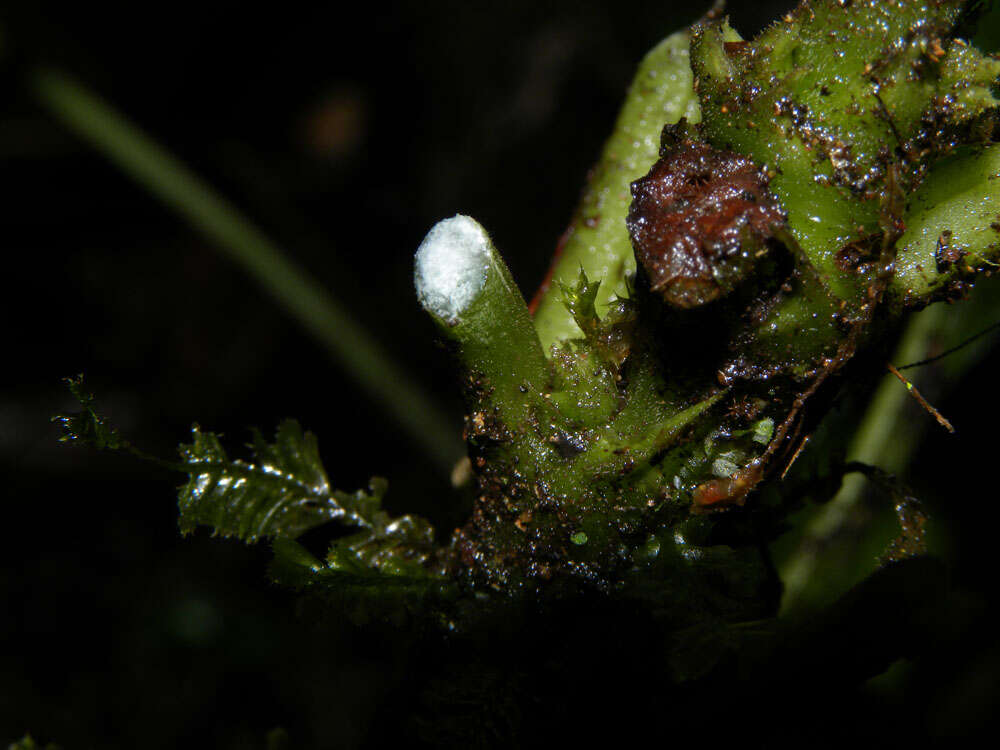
[414,215,491,324]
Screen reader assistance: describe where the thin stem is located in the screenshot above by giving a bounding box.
[32,68,460,474]
[886,363,955,434]
[896,318,1000,371]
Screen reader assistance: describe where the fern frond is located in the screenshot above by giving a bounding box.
[178,419,375,542]
[56,377,449,605]
[270,536,453,625]
[53,374,126,451]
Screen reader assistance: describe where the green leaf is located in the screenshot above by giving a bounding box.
[935,37,1000,123]
[558,268,602,337]
[750,418,774,446]
[891,144,1000,304]
[557,268,636,375]
[178,419,394,543]
[56,378,447,601]
[177,420,340,541]
[688,0,1000,371]
[270,537,453,626]
[7,736,60,750]
[53,374,126,451]
[175,418,453,614]
[532,27,701,349]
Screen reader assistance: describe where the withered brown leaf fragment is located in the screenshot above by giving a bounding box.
[627,136,787,308]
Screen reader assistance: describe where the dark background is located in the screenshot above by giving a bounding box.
[2,1,1000,747]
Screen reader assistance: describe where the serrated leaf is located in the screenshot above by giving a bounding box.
[269,537,453,626]
[52,374,126,451]
[558,269,637,375]
[56,378,446,602]
[178,419,392,543]
[174,418,452,612]
[558,268,602,336]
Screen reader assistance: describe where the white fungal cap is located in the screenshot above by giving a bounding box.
[414,215,491,323]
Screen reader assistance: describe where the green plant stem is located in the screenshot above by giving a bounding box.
[890,144,1000,305]
[32,68,460,474]
[779,304,947,613]
[416,217,550,468]
[531,28,701,350]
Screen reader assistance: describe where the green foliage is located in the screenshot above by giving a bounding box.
[558,269,602,335]
[694,0,976,263]
[532,27,701,347]
[270,536,453,626]
[7,737,59,750]
[178,419,383,543]
[53,375,125,451]
[892,144,1000,303]
[691,0,1000,368]
[426,0,1000,597]
[37,1,1000,744]
[557,269,636,376]
[52,0,1000,633]
[56,377,451,623]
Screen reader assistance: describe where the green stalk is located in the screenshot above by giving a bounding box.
[531,28,701,351]
[890,144,1000,305]
[778,304,947,614]
[32,68,460,474]
[415,216,549,450]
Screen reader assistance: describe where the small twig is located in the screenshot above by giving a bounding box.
[780,434,811,480]
[886,363,955,433]
[896,318,1000,371]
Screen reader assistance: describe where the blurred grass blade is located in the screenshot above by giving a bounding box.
[778,306,946,614]
[779,273,1000,614]
[32,68,460,473]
